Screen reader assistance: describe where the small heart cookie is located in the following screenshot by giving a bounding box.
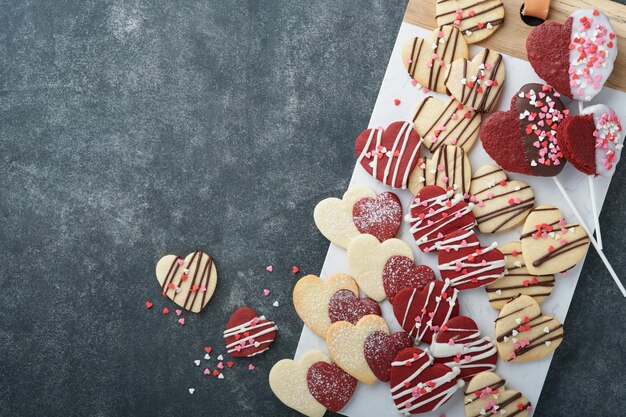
[352,191,403,243]
[156,250,218,313]
[401,25,468,93]
[363,331,412,382]
[326,315,389,384]
[470,165,535,233]
[293,273,359,337]
[486,241,555,310]
[328,289,382,324]
[495,295,564,362]
[382,255,436,303]
[445,48,505,113]
[408,145,472,196]
[223,306,277,358]
[436,0,505,44]
[520,205,590,275]
[464,371,532,417]
[307,362,357,413]
[347,234,413,302]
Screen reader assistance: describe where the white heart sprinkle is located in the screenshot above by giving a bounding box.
[496,289,502,296]
[217,354,224,361]
[189,388,195,394]
[204,354,211,360]
[515,318,522,325]
[273,301,279,307]
[194,360,200,367]
[545,341,552,347]
[218,373,224,380]
[544,326,550,333]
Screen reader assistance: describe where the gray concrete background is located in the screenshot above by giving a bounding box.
[0,1,624,416]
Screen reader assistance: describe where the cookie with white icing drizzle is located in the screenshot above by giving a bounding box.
[223,306,277,358]
[436,0,505,44]
[464,371,532,417]
[408,145,472,196]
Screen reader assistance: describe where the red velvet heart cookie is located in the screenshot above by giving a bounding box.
[223,306,277,358]
[352,191,402,242]
[406,185,476,253]
[328,289,382,324]
[383,256,436,302]
[307,361,357,413]
[363,331,413,382]
[355,121,422,189]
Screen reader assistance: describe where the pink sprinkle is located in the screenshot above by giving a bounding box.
[266,265,273,272]
[486,192,494,200]
[411,79,418,87]
[217,362,224,369]
[203,368,210,375]
[248,364,255,371]
[176,309,183,316]
[560,239,568,246]
[263,289,271,296]
[178,318,185,325]
[177,258,184,266]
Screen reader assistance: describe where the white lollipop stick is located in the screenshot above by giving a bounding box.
[587,175,603,249]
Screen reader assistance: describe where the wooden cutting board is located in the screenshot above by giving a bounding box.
[404,0,626,92]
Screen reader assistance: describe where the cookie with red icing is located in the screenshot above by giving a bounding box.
[363,331,412,382]
[328,289,382,324]
[352,191,402,242]
[307,361,357,413]
[223,306,277,358]
[382,256,436,303]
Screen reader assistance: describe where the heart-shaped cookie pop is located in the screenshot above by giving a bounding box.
[156,250,218,313]
[464,371,532,417]
[307,361,357,414]
[445,48,505,113]
[352,191,403,243]
[520,205,590,275]
[401,25,468,93]
[382,256,436,303]
[408,145,473,196]
[223,306,277,358]
[363,331,412,382]
[436,0,505,44]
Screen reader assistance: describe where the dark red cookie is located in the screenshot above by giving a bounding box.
[406,185,475,253]
[352,191,402,242]
[307,361,357,413]
[392,279,460,344]
[382,256,436,302]
[223,306,277,358]
[557,114,596,175]
[355,121,422,189]
[328,289,382,324]
[363,331,412,382]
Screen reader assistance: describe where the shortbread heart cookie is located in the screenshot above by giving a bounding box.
[156,250,218,313]
[347,234,413,302]
[526,9,617,101]
[470,165,535,233]
[445,48,505,113]
[382,256,436,303]
[401,25,468,93]
[314,186,377,249]
[412,96,481,153]
[328,289,382,324]
[363,331,412,382]
[437,230,505,290]
[293,273,359,337]
[486,241,555,310]
[326,315,389,384]
[269,350,330,417]
[430,316,497,382]
[464,371,532,417]
[495,295,564,362]
[223,306,277,358]
[392,279,460,344]
[408,145,472,196]
[521,205,590,275]
[352,191,402,242]
[355,121,422,189]
[436,0,505,44]
[481,84,568,177]
[307,361,357,413]
[406,185,476,253]
[390,347,464,415]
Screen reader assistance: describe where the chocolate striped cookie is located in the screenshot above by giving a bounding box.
[408,145,472,195]
[436,0,505,44]
[464,372,531,417]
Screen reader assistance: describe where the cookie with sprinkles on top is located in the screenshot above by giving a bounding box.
[435,0,505,44]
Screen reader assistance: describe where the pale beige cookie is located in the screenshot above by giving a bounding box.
[269,350,330,417]
[470,165,535,233]
[401,25,468,93]
[436,0,505,44]
[347,234,413,302]
[412,96,481,153]
[408,145,472,196]
[155,250,217,313]
[495,295,563,362]
[520,205,590,275]
[445,49,505,113]
[486,242,555,310]
[464,371,531,417]
[314,186,377,249]
[293,273,359,338]
[326,315,389,384]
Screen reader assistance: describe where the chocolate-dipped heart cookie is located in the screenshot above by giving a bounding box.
[408,145,472,196]
[382,255,436,303]
[223,306,277,358]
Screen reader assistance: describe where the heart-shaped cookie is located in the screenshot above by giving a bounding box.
[223,306,277,358]
[355,121,422,189]
[430,316,497,382]
[293,273,359,337]
[392,279,460,344]
[328,289,382,324]
[445,48,505,113]
[486,241,555,310]
[464,371,532,417]
[527,9,617,101]
[520,205,590,275]
[401,25,468,93]
[406,185,476,253]
[307,361,357,413]
[382,256,436,303]
[495,295,564,362]
[269,350,330,417]
[326,315,389,384]
[412,96,481,153]
[156,250,218,313]
[436,0,505,44]
[347,234,413,302]
[481,84,568,177]
[390,347,464,415]
[408,145,472,196]
[363,331,412,382]
[469,165,535,233]
[352,191,402,243]
[314,186,377,249]
[437,230,506,290]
